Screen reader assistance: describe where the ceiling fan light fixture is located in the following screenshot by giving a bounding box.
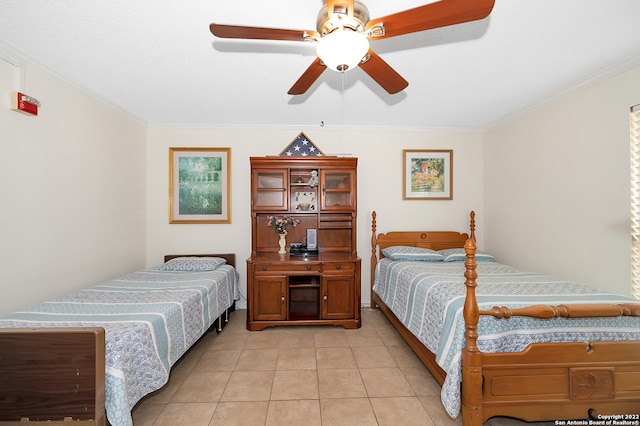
[316,28,369,73]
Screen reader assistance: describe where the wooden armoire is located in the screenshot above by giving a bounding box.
[246,156,361,331]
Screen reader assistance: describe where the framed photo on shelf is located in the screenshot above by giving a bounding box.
[169,147,231,223]
[403,149,453,200]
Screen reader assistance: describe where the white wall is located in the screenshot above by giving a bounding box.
[484,64,640,296]
[0,49,148,315]
[146,126,484,307]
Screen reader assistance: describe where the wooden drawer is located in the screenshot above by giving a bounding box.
[255,263,321,273]
[322,262,356,272]
[319,214,353,229]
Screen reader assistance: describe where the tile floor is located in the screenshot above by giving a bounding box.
[131,308,555,426]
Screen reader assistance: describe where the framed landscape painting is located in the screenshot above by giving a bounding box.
[169,147,231,223]
[403,149,453,200]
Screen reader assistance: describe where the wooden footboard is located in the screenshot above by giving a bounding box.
[462,238,640,425]
[0,327,106,425]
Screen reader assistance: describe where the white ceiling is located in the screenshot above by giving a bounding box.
[1,0,640,128]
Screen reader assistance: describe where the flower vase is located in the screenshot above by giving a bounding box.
[278,233,287,254]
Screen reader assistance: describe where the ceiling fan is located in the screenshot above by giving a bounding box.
[209,0,495,95]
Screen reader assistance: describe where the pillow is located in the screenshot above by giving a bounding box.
[438,248,495,262]
[381,246,444,261]
[160,256,227,271]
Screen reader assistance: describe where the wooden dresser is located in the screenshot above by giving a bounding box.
[247,156,361,331]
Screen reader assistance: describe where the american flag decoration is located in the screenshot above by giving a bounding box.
[279,132,324,157]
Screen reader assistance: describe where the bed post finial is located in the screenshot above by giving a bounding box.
[371,211,377,234]
[469,211,476,241]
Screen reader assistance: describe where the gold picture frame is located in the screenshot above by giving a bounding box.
[403,149,453,200]
[169,147,231,223]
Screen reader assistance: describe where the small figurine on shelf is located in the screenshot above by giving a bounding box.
[308,170,319,187]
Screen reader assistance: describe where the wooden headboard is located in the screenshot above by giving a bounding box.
[370,211,475,304]
[164,253,236,268]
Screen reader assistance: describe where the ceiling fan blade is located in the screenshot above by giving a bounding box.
[210,23,318,42]
[359,50,408,94]
[366,0,495,39]
[288,57,327,95]
[326,0,355,21]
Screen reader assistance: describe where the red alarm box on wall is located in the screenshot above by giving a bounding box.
[11,92,40,116]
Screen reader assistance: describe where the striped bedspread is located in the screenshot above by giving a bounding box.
[0,264,240,426]
[373,259,640,418]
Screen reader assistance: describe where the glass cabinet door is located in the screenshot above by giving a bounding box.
[320,170,355,211]
[253,169,288,211]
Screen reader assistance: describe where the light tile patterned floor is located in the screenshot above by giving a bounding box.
[131,308,556,426]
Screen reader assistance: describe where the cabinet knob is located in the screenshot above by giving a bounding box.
[281,294,285,302]
[262,266,267,271]
[323,293,327,301]
[306,265,311,270]
[335,264,341,270]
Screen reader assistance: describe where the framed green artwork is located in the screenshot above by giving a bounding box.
[169,147,231,223]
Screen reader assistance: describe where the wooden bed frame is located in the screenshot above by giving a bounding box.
[370,212,640,425]
[0,253,236,425]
